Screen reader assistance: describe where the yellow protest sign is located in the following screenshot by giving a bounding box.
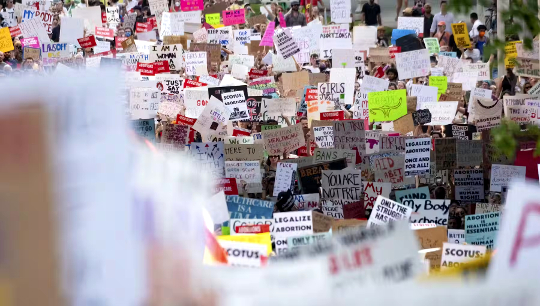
[504,40,521,68]
[451,23,471,48]
[217,232,272,255]
[206,13,221,25]
[429,76,448,95]
[368,89,407,122]
[0,27,14,53]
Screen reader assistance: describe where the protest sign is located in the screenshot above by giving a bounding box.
[224,144,264,165]
[451,22,471,48]
[320,169,362,201]
[367,196,412,228]
[287,233,331,252]
[259,21,275,47]
[454,169,484,201]
[332,49,355,68]
[161,124,190,149]
[273,28,299,59]
[313,126,334,148]
[330,0,351,23]
[22,9,54,34]
[439,82,463,101]
[434,138,456,170]
[261,98,296,117]
[159,12,185,37]
[218,240,267,267]
[441,242,486,270]
[230,219,273,235]
[262,124,305,155]
[77,35,97,48]
[0,27,13,53]
[464,212,501,250]
[448,229,466,244]
[363,182,391,213]
[273,211,313,254]
[365,131,380,155]
[504,40,521,68]
[395,186,430,203]
[95,26,114,39]
[404,138,430,176]
[225,161,262,193]
[429,76,448,95]
[321,199,345,219]
[226,195,274,222]
[424,37,440,54]
[319,24,352,59]
[106,6,120,25]
[490,164,526,192]
[131,118,155,143]
[274,162,298,196]
[20,36,39,48]
[368,89,407,122]
[416,102,458,125]
[412,109,432,126]
[222,91,249,121]
[370,152,406,186]
[293,194,320,211]
[397,17,424,36]
[415,226,447,269]
[456,140,483,168]
[476,203,502,214]
[402,199,450,225]
[354,76,389,120]
[191,96,230,134]
[188,142,225,177]
[410,85,438,103]
[185,51,207,75]
[298,159,347,194]
[223,9,245,26]
[215,178,239,196]
[19,17,49,45]
[23,46,40,60]
[332,120,365,157]
[129,87,159,119]
[394,49,430,79]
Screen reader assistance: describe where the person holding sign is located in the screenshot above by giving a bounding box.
[430,1,454,37]
[433,21,451,51]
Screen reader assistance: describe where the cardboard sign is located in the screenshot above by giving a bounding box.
[434,138,456,170]
[77,35,97,48]
[320,169,362,201]
[490,164,526,192]
[368,89,407,122]
[456,140,483,168]
[223,9,245,26]
[404,138,431,176]
[363,182,391,213]
[401,199,450,226]
[188,142,225,177]
[441,242,486,270]
[274,162,298,196]
[367,196,412,228]
[298,159,348,194]
[454,169,484,201]
[23,46,40,60]
[261,124,305,155]
[161,124,190,149]
[451,23,472,48]
[464,212,501,250]
[394,49,430,79]
[370,152,406,186]
[395,186,430,204]
[225,161,262,193]
[414,226,447,269]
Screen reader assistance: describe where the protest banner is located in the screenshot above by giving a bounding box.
[367,196,412,227]
[293,194,320,211]
[363,182,391,213]
[464,212,501,250]
[188,142,225,177]
[490,164,526,192]
[440,242,487,270]
[394,49,430,80]
[395,186,430,203]
[320,169,362,201]
[448,229,466,244]
[456,140,483,168]
[451,22,471,48]
[313,149,356,168]
[404,138,431,176]
[261,124,305,155]
[402,199,450,226]
[424,37,440,54]
[368,89,407,122]
[273,28,299,59]
[214,178,239,195]
[131,118,155,143]
[274,162,298,196]
[298,159,347,194]
[225,161,262,193]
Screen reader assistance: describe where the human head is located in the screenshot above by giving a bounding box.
[291,1,299,11]
[125,27,132,37]
[397,81,406,89]
[440,0,447,13]
[300,116,308,129]
[117,27,125,37]
[267,155,280,166]
[388,82,397,90]
[470,12,478,24]
[477,24,487,37]
[22,58,34,70]
[402,7,412,16]
[424,3,431,14]
[142,6,150,16]
[53,15,60,26]
[355,82,360,92]
[482,81,490,89]
[369,0,374,3]
[133,5,142,16]
[310,53,319,66]
[377,25,385,37]
[271,2,278,13]
[386,68,398,81]
[6,0,13,8]
[437,21,446,32]
[524,82,532,94]
[312,6,319,15]
[506,68,514,78]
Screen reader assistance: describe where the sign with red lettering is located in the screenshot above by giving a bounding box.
[214,178,239,195]
[184,79,207,88]
[235,224,270,234]
[9,26,21,38]
[77,35,97,48]
[389,46,401,59]
[320,111,344,121]
[177,114,197,126]
[136,62,155,76]
[95,27,114,39]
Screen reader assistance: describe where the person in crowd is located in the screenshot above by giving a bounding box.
[396,0,409,21]
[377,26,388,47]
[285,1,306,27]
[386,68,399,82]
[461,41,481,63]
[430,1,454,37]
[361,0,381,26]
[497,68,518,97]
[433,21,451,51]
[423,3,433,38]
[388,82,398,90]
[1,0,16,27]
[311,6,324,23]
[469,12,484,38]
[473,24,490,58]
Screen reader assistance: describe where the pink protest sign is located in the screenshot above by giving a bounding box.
[223,9,245,26]
[259,21,275,47]
[279,12,286,27]
[21,37,39,48]
[181,0,204,11]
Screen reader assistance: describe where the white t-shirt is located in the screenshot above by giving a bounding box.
[1,8,17,27]
[469,19,484,38]
[464,48,481,63]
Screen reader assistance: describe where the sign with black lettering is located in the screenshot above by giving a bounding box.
[321,169,362,201]
[298,158,347,194]
[456,140,483,168]
[401,199,450,226]
[404,138,431,176]
[464,212,501,249]
[367,196,412,227]
[218,240,267,267]
[454,169,484,201]
[435,138,456,170]
[447,229,465,244]
[412,109,432,126]
[394,186,430,203]
[440,242,487,270]
[273,211,313,254]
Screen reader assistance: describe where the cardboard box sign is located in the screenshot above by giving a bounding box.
[298,158,347,194]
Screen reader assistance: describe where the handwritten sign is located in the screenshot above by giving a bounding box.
[262,124,305,155]
[423,37,440,54]
[395,49,430,79]
[0,27,14,52]
[223,9,245,26]
[490,164,526,192]
[367,196,412,228]
[368,89,407,122]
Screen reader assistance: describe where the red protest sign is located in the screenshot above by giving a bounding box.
[223,9,245,26]
[136,22,153,33]
[235,224,270,234]
[320,111,344,121]
[214,178,239,195]
[147,16,157,29]
[248,68,268,79]
[153,61,170,74]
[77,35,97,48]
[183,79,207,88]
[101,11,107,24]
[389,46,401,59]
[88,50,116,58]
[177,114,197,126]
[115,36,128,49]
[9,26,21,38]
[232,129,250,136]
[137,62,155,76]
[297,141,316,156]
[95,27,114,40]
[305,88,318,102]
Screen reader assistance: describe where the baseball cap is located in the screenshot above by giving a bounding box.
[291,0,300,5]
[438,21,446,26]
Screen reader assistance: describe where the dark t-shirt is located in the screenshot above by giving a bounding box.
[361,3,380,26]
[424,15,433,37]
